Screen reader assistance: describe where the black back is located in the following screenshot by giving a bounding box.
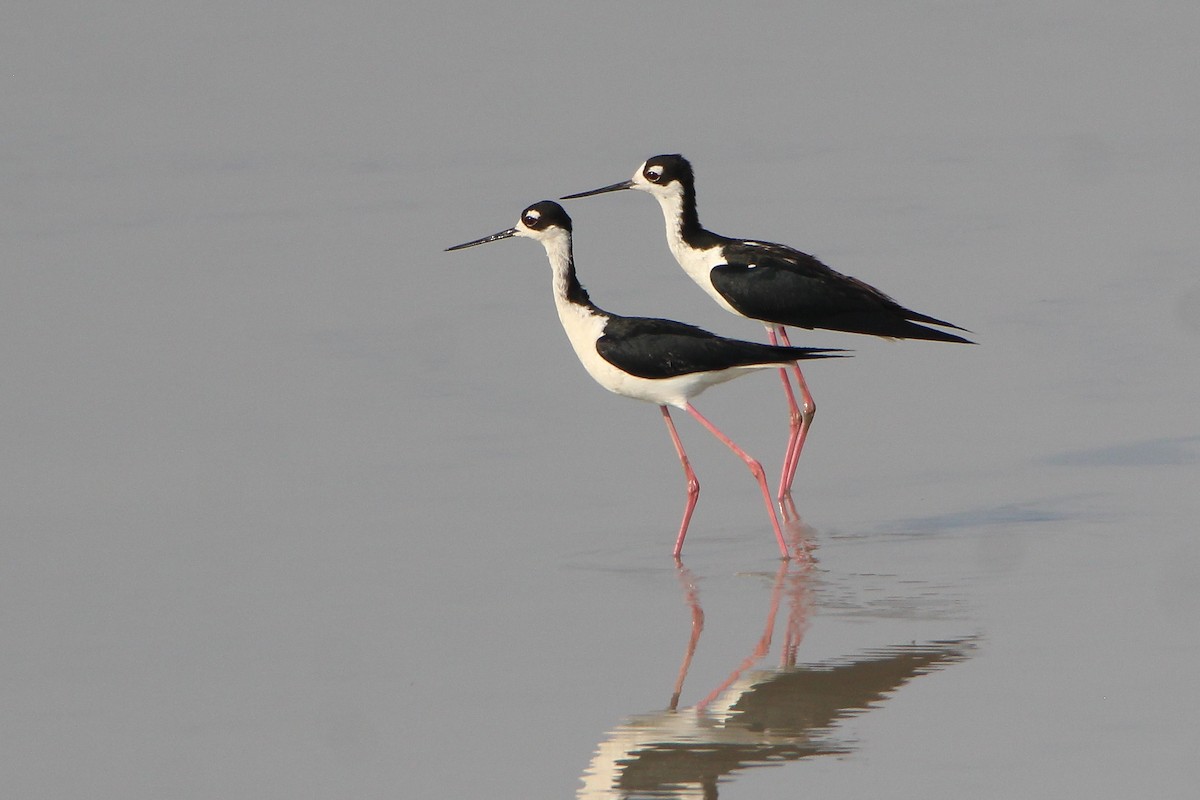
[646,155,972,342]
[596,315,840,380]
[709,241,971,341]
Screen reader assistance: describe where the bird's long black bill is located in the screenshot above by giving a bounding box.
[445,227,518,251]
[560,179,634,200]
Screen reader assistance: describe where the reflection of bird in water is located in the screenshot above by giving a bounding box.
[446,201,843,559]
[564,154,973,499]
[578,537,975,799]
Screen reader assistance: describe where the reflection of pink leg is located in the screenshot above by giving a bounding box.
[684,403,790,559]
[697,560,789,711]
[661,406,700,559]
[777,327,815,498]
[756,560,789,657]
[781,506,816,563]
[670,563,704,711]
[782,564,813,668]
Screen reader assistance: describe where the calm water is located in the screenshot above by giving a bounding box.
[5,3,1199,798]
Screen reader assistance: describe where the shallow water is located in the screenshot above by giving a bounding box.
[4,3,1199,798]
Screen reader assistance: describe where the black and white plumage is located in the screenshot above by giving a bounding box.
[446,201,844,559]
[562,154,973,497]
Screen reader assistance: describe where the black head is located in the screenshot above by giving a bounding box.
[445,200,572,252]
[561,153,695,201]
[518,200,573,235]
[639,154,694,190]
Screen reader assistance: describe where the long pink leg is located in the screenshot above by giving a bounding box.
[684,403,791,559]
[661,406,700,559]
[766,326,804,500]
[776,326,816,498]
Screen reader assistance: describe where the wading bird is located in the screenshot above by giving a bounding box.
[446,201,845,559]
[563,155,972,499]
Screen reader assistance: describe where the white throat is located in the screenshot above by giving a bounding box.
[540,231,576,302]
[535,233,610,379]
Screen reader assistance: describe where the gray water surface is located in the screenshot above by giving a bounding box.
[4,3,1198,798]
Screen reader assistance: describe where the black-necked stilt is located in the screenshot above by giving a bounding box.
[562,154,973,500]
[446,201,845,560]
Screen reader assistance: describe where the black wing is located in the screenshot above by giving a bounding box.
[596,316,842,380]
[711,241,972,343]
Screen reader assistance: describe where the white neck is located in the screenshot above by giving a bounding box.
[651,190,691,266]
[534,232,609,371]
[540,231,576,305]
[649,190,734,312]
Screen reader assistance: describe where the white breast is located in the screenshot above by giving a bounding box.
[553,297,771,409]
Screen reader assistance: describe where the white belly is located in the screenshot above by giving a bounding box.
[555,299,768,408]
